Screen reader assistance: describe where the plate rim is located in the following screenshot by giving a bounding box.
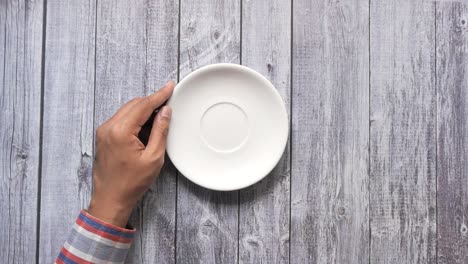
[167,63,289,191]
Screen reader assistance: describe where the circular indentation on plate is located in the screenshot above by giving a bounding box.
[200,102,249,153]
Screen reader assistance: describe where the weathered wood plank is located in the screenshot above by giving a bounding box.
[291,0,369,263]
[436,2,468,263]
[39,0,95,263]
[239,0,290,263]
[140,1,179,263]
[0,0,43,262]
[370,0,436,263]
[95,0,178,263]
[176,0,240,263]
[95,1,146,261]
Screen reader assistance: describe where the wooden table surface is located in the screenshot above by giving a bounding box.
[1,0,468,263]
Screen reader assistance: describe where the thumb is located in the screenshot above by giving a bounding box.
[146,106,172,155]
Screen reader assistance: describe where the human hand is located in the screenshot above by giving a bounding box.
[88,81,175,227]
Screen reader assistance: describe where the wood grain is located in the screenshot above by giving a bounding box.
[436,2,468,263]
[0,0,43,262]
[370,0,437,263]
[140,1,179,263]
[4,0,468,262]
[239,0,290,263]
[176,0,240,263]
[39,0,95,263]
[291,0,370,263]
[95,0,178,263]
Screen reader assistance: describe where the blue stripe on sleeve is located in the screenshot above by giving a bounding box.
[78,212,134,239]
[58,252,78,264]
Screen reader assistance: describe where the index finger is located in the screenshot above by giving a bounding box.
[123,81,175,129]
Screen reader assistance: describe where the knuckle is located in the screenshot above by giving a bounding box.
[109,124,124,140]
[130,97,144,106]
[148,153,165,167]
[96,126,105,139]
[130,97,143,103]
[142,96,152,106]
[156,122,169,136]
[123,97,141,108]
[155,155,165,167]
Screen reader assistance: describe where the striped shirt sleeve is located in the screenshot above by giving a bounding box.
[55,210,135,264]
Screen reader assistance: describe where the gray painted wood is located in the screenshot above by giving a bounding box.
[291,0,370,263]
[4,0,468,262]
[0,0,43,262]
[239,0,290,263]
[39,1,95,263]
[436,2,468,263]
[140,1,179,263]
[370,0,437,263]
[95,0,178,263]
[176,0,240,263]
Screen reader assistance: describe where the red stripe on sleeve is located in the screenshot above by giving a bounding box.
[60,247,95,264]
[76,217,133,243]
[81,210,135,234]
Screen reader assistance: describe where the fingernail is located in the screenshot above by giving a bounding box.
[160,106,172,119]
[165,80,174,87]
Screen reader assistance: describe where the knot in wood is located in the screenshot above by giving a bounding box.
[337,206,346,215]
[461,223,468,236]
[244,236,261,248]
[267,63,273,73]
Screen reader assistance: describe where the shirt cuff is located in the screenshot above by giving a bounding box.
[56,210,136,264]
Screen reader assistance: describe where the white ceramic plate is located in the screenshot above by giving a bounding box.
[167,63,288,191]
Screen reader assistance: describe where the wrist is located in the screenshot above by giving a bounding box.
[87,198,133,228]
